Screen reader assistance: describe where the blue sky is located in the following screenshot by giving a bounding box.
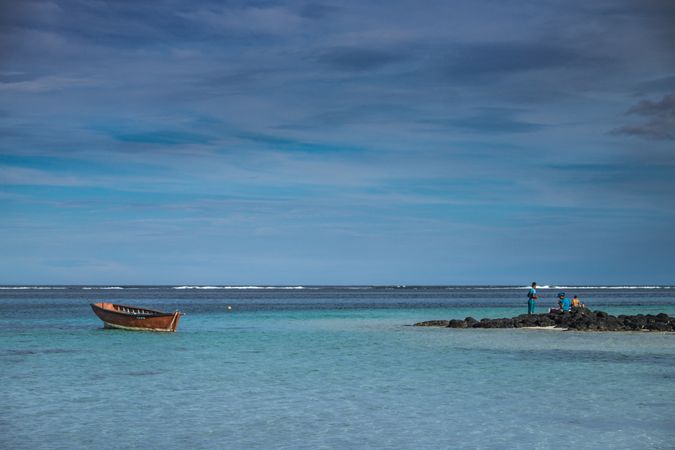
[1,0,674,284]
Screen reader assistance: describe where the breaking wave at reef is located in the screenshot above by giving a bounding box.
[538,285,669,290]
[0,285,671,291]
[81,287,124,290]
[450,285,671,291]
[172,286,306,290]
[0,286,67,290]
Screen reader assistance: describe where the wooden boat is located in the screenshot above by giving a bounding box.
[90,302,182,332]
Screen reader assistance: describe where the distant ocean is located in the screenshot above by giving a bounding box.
[2,286,674,449]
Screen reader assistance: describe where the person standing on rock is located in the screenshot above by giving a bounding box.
[558,292,571,312]
[527,282,538,315]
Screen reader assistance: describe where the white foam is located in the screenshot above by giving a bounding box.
[172,286,306,290]
[457,285,669,290]
[493,285,553,290]
[463,286,552,290]
[550,286,666,290]
[82,287,124,290]
[0,286,67,290]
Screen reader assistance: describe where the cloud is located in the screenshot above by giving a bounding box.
[113,130,214,146]
[299,3,341,20]
[0,165,82,186]
[316,47,410,71]
[626,91,675,115]
[437,42,589,83]
[0,75,101,93]
[420,108,545,134]
[235,131,366,154]
[636,75,675,93]
[180,6,304,36]
[612,91,675,140]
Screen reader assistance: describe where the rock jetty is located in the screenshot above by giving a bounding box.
[414,308,674,332]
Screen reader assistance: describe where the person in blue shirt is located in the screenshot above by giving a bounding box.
[558,292,571,312]
[527,282,538,315]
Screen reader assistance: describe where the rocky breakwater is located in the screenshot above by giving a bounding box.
[414,308,674,331]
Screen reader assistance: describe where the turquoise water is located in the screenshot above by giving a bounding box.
[1,286,675,449]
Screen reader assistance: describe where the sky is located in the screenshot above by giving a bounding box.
[1,0,674,285]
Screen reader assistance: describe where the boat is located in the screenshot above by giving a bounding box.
[90,302,182,332]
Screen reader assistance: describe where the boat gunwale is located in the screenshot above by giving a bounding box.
[90,302,180,318]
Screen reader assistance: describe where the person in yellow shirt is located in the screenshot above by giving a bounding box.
[571,295,583,308]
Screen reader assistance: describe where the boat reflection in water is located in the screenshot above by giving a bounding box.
[90,302,182,332]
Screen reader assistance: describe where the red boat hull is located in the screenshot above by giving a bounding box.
[90,302,182,332]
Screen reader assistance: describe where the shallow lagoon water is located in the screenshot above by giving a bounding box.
[1,286,674,449]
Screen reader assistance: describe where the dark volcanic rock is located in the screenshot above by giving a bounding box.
[512,313,556,328]
[414,320,450,327]
[480,318,515,328]
[464,317,478,327]
[413,308,674,332]
[447,319,467,328]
